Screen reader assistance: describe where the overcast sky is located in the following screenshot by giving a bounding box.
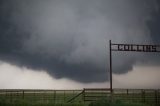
[0,0,160,89]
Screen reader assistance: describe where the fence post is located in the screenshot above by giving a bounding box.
[5,90,7,97]
[83,89,85,102]
[155,90,158,106]
[126,89,128,101]
[141,89,145,103]
[10,91,12,103]
[43,90,45,102]
[64,90,65,102]
[54,90,56,105]
[22,90,24,99]
[158,90,160,106]
[111,89,114,101]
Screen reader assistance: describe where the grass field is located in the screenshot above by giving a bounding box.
[0,89,85,106]
[0,89,159,106]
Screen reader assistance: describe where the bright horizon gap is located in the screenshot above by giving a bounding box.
[0,61,159,89]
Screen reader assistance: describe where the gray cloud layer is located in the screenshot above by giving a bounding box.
[0,0,159,83]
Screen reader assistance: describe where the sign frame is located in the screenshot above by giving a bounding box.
[109,40,160,93]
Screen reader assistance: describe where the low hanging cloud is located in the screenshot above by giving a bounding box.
[0,61,108,89]
[0,61,159,89]
[0,0,159,83]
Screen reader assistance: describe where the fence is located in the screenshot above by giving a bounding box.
[0,89,159,105]
[83,88,110,101]
[0,89,83,104]
[83,88,160,106]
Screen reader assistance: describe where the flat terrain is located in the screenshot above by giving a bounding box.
[0,89,159,106]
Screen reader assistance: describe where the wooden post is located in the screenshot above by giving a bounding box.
[64,90,65,102]
[54,90,56,105]
[22,90,24,99]
[83,88,85,102]
[109,40,113,93]
[141,90,145,103]
[155,90,158,106]
[127,89,128,95]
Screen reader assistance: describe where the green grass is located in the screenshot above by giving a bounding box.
[0,97,150,106]
[0,96,154,106]
[0,89,159,106]
[88,98,151,106]
[0,91,84,104]
[0,91,85,106]
[0,98,86,106]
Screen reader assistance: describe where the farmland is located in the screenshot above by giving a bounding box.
[0,89,159,106]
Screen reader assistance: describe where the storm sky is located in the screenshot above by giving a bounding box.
[0,0,160,88]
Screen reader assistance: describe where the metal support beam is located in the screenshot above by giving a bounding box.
[109,40,112,93]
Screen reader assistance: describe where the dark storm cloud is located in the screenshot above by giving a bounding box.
[0,0,158,83]
[147,0,160,43]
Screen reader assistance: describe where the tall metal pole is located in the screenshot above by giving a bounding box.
[109,40,113,93]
